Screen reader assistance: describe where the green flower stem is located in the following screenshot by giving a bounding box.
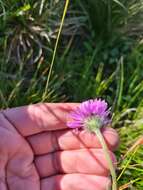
[95,128,117,190]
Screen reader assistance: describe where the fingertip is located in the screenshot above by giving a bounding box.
[102,127,120,151]
[105,177,112,190]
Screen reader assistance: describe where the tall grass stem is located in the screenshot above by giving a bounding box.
[42,0,70,101]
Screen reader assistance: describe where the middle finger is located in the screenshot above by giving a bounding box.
[35,148,116,178]
[28,128,119,155]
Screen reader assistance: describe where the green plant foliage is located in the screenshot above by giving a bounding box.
[76,0,143,40]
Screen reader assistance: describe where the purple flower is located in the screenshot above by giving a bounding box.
[67,99,111,131]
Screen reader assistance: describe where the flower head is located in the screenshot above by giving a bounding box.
[67,99,111,132]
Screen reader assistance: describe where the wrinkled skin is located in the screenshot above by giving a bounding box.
[0,103,119,190]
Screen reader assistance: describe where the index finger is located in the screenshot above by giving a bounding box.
[2,103,78,136]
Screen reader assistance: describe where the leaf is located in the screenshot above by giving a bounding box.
[113,0,127,11]
[15,4,31,16]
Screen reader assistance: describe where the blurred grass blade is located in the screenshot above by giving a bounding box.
[0,90,8,108]
[0,0,6,20]
[117,145,139,181]
[96,71,115,95]
[95,62,104,84]
[119,178,140,190]
[8,80,23,103]
[39,0,46,15]
[112,57,124,112]
[113,0,127,11]
[117,57,124,108]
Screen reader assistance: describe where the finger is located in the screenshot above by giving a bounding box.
[2,103,78,136]
[28,127,119,155]
[0,114,16,190]
[0,158,7,190]
[41,174,111,190]
[35,149,116,178]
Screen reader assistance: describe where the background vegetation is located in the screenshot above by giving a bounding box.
[0,0,143,189]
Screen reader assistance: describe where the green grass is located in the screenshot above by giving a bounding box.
[76,0,143,40]
[1,0,143,189]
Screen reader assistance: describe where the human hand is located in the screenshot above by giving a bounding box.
[0,103,119,190]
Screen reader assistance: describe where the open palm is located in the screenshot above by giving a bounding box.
[0,103,119,190]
